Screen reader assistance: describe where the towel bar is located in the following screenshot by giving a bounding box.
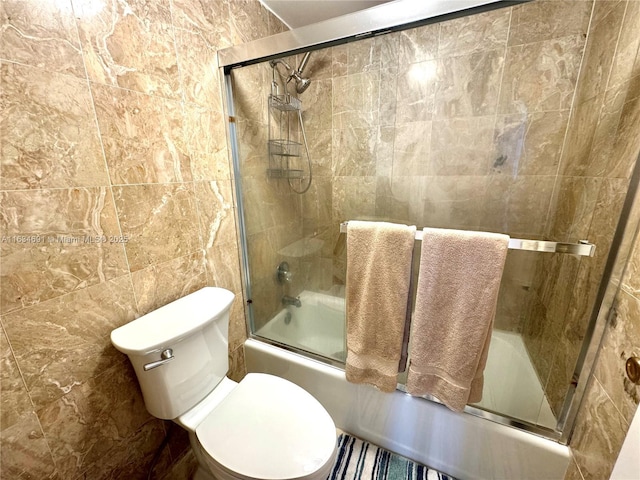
[338,222,596,257]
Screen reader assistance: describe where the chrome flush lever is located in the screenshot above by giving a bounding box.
[144,348,174,371]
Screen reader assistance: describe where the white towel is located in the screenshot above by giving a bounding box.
[406,228,509,411]
[345,221,416,392]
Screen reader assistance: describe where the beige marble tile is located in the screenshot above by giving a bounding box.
[305,128,333,178]
[301,177,332,230]
[593,288,640,425]
[73,0,181,99]
[36,362,154,479]
[175,27,222,110]
[231,62,266,123]
[170,0,233,49]
[559,95,603,177]
[574,0,626,105]
[508,0,592,46]
[228,344,247,383]
[482,175,555,237]
[185,105,230,181]
[228,0,270,45]
[0,326,32,430]
[434,49,503,118]
[332,176,376,224]
[431,116,495,175]
[439,8,510,57]
[571,377,628,480]
[392,121,431,177]
[240,175,301,236]
[374,176,428,227]
[342,37,380,75]
[195,180,236,249]
[131,251,208,316]
[622,227,640,297]
[585,82,631,178]
[546,177,602,242]
[301,78,333,131]
[395,61,436,123]
[389,23,439,66]
[493,111,570,176]
[375,126,395,178]
[113,183,201,272]
[0,62,109,190]
[332,70,380,129]
[0,187,128,314]
[91,83,192,185]
[564,456,585,480]
[205,241,245,351]
[0,0,84,77]
[2,275,137,408]
[78,418,169,480]
[0,410,58,480]
[378,67,398,127]
[607,1,640,92]
[422,176,488,231]
[605,84,640,179]
[332,127,379,177]
[331,44,348,78]
[498,35,584,114]
[160,449,198,480]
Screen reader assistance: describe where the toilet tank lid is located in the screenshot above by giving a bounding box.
[110,287,235,355]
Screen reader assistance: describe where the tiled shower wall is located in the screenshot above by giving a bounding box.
[0,0,283,478]
[523,0,640,416]
[241,2,594,331]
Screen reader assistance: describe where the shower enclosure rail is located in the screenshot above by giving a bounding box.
[339,222,596,257]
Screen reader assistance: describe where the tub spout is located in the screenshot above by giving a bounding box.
[282,295,302,308]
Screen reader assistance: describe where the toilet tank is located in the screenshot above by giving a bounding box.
[110,287,235,419]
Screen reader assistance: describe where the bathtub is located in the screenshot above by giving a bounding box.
[249,291,570,480]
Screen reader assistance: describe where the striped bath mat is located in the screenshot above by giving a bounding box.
[328,434,457,480]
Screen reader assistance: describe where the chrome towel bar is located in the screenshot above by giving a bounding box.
[339,222,596,257]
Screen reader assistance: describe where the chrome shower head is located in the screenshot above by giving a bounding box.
[295,76,311,94]
[271,53,312,94]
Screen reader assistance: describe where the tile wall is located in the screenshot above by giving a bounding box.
[523,0,640,416]
[0,0,283,478]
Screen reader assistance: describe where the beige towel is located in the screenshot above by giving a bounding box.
[406,228,509,411]
[345,221,416,392]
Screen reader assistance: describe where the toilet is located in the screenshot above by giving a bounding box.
[110,287,337,480]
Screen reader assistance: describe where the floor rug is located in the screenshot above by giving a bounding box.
[328,434,457,480]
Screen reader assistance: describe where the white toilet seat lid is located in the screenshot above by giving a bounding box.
[196,373,336,480]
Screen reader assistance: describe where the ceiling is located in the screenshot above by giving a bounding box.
[260,0,394,29]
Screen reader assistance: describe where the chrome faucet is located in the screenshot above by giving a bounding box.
[282,295,302,308]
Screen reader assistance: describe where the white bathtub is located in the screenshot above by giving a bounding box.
[257,290,345,361]
[257,291,556,428]
[250,291,570,480]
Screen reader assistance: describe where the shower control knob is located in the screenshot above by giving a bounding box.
[277,261,293,284]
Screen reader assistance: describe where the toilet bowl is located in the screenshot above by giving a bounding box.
[110,287,337,480]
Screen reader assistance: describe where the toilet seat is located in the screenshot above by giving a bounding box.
[195,373,337,480]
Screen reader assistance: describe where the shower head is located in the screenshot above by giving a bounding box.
[291,73,311,94]
[270,53,312,95]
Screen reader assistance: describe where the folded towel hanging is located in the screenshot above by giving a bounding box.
[345,221,416,392]
[406,227,509,412]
